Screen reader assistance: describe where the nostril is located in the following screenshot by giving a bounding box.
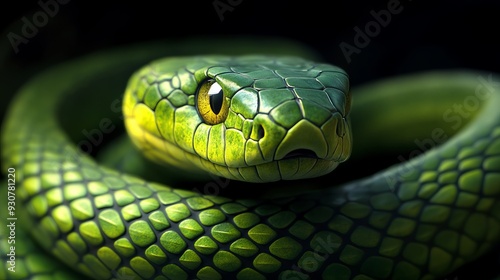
[336,117,346,137]
[257,125,265,140]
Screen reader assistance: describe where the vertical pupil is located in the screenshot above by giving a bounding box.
[209,89,223,114]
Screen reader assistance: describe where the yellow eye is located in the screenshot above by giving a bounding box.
[196,79,229,125]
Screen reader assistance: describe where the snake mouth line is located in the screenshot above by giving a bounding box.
[281,149,318,160]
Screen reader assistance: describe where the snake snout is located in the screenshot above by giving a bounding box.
[274,114,352,163]
[275,119,330,160]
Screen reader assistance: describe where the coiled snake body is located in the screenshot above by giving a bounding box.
[1,39,500,280]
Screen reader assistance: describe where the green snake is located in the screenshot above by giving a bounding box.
[1,39,500,280]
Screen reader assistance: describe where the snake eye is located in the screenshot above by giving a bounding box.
[196,79,229,124]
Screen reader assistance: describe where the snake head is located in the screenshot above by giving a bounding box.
[123,55,351,182]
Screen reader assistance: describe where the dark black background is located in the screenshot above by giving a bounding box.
[2,0,500,279]
[3,0,500,84]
